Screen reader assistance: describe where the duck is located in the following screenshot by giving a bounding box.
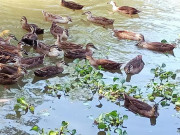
[108,1,140,17]
[0,63,26,85]
[42,10,72,24]
[64,43,97,59]
[13,55,44,69]
[124,55,144,74]
[124,93,159,118]
[20,16,44,34]
[61,0,84,10]
[113,30,144,41]
[50,22,69,39]
[55,34,83,50]
[82,11,114,26]
[0,34,18,45]
[33,41,61,57]
[86,55,123,70]
[136,41,176,52]
[34,61,65,77]
[0,42,26,62]
[21,25,38,46]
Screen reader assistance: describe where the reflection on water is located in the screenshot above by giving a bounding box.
[0,0,180,134]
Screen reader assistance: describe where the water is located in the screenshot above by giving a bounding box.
[0,0,180,134]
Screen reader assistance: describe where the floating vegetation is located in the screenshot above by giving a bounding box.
[14,97,35,114]
[31,121,77,135]
[94,110,128,135]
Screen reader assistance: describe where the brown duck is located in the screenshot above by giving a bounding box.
[21,25,38,46]
[55,35,83,50]
[114,30,144,41]
[82,11,114,26]
[124,55,144,74]
[136,41,176,52]
[20,16,44,34]
[14,55,44,69]
[61,0,84,10]
[34,61,65,78]
[0,63,26,85]
[109,1,140,16]
[50,22,68,39]
[86,56,123,70]
[124,93,159,118]
[64,43,97,59]
[34,41,61,57]
[0,34,18,45]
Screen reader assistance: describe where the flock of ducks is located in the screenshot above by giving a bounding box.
[0,0,175,119]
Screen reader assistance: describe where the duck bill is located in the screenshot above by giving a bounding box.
[14,37,18,41]
[93,46,98,50]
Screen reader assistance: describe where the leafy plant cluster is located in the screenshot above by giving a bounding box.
[94,110,128,135]
[147,63,180,107]
[14,97,34,114]
[31,121,77,135]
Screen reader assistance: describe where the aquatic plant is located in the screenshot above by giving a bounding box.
[31,121,77,135]
[14,97,34,114]
[94,110,128,135]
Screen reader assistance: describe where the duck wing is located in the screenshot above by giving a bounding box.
[96,59,122,70]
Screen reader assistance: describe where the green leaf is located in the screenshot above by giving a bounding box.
[98,122,107,129]
[71,129,76,135]
[115,128,122,135]
[48,130,57,135]
[123,115,128,120]
[123,130,128,135]
[161,39,167,43]
[29,105,35,113]
[109,110,118,117]
[61,121,68,127]
[161,63,166,68]
[113,77,119,82]
[31,125,39,132]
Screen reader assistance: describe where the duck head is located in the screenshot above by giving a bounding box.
[20,16,27,24]
[67,16,72,22]
[8,34,18,41]
[86,43,98,50]
[82,11,92,16]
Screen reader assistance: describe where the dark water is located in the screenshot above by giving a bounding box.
[0,0,180,134]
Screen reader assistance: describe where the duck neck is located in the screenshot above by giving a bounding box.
[88,57,96,66]
[87,14,93,20]
[111,2,118,11]
[55,35,62,46]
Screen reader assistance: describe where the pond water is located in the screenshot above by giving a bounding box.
[0,0,180,134]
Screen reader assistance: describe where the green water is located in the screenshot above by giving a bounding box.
[0,0,180,134]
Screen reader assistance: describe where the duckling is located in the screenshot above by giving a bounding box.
[20,16,44,34]
[86,55,123,70]
[136,41,176,52]
[50,22,68,39]
[42,10,72,24]
[14,55,44,69]
[0,34,18,45]
[113,30,144,41]
[64,43,97,59]
[33,41,61,57]
[21,25,38,46]
[124,93,159,118]
[55,34,83,50]
[0,63,26,85]
[124,55,144,74]
[34,61,65,77]
[61,0,84,10]
[108,1,140,17]
[82,11,114,26]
